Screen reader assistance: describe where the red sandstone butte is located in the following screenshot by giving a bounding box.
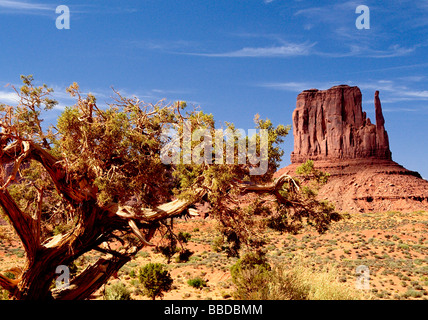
[290,85,391,163]
[277,85,428,213]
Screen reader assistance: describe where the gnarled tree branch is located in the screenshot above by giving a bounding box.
[0,189,39,258]
[239,173,298,194]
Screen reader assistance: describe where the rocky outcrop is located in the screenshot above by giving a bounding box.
[290,85,391,163]
[276,85,428,213]
[276,159,428,213]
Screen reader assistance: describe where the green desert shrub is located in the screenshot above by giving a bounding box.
[211,236,225,252]
[230,250,272,300]
[402,289,423,299]
[230,250,270,278]
[104,281,132,300]
[187,277,208,289]
[138,263,173,300]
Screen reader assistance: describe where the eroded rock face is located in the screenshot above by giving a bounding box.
[290,85,391,163]
[276,85,428,213]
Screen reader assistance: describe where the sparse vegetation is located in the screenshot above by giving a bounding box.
[138,263,173,300]
[230,251,365,300]
[1,209,427,300]
[187,277,208,289]
[104,281,132,300]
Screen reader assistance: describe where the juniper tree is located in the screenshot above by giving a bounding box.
[0,75,341,300]
[138,263,172,300]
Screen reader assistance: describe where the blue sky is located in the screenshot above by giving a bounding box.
[1,0,428,177]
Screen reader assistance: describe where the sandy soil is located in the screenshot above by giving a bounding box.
[1,211,427,300]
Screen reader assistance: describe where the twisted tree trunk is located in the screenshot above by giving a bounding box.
[0,139,297,299]
[0,142,203,299]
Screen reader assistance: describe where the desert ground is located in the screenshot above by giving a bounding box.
[1,210,427,300]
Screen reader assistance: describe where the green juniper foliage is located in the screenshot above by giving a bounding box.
[138,263,173,300]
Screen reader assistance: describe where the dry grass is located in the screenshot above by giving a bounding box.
[268,259,369,300]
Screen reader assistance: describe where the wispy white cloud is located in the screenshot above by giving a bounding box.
[129,39,200,52]
[0,86,71,112]
[294,1,360,25]
[0,0,51,10]
[0,0,53,14]
[398,75,426,82]
[190,42,315,58]
[348,63,428,74]
[148,37,413,59]
[138,32,316,58]
[0,90,19,104]
[258,81,341,92]
[400,90,428,99]
[0,1,138,16]
[382,107,418,113]
[350,79,428,108]
[259,81,311,92]
[316,44,416,59]
[361,45,416,58]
